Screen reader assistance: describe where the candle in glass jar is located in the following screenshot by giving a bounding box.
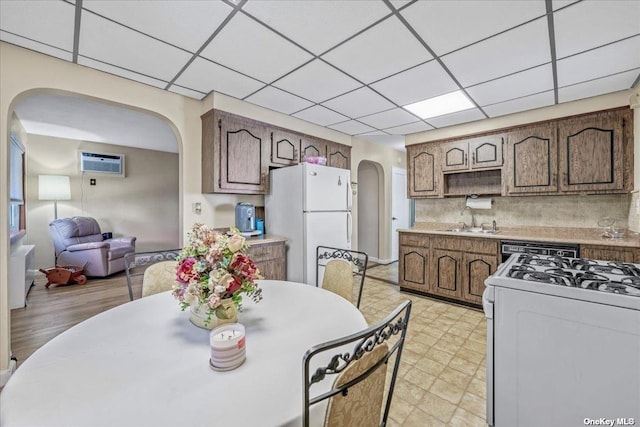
[209,323,246,371]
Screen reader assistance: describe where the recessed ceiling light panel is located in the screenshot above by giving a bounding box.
[403,90,474,119]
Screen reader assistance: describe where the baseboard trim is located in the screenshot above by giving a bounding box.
[0,358,17,388]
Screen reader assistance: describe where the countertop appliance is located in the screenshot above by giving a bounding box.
[483,253,640,427]
[235,202,255,233]
[265,163,351,285]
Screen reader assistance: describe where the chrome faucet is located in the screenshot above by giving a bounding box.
[461,206,476,228]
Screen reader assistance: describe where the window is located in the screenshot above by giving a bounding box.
[9,133,25,234]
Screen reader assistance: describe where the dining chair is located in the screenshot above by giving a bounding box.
[124,249,181,300]
[316,246,369,308]
[302,300,411,427]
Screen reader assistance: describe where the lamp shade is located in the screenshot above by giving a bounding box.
[39,175,71,201]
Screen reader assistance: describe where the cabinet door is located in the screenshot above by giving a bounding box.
[217,111,269,194]
[558,111,624,192]
[505,124,558,194]
[407,144,442,198]
[270,129,300,167]
[580,245,638,263]
[399,245,430,292]
[461,253,498,305]
[442,141,468,172]
[469,134,503,169]
[430,249,461,298]
[300,136,326,162]
[326,142,351,170]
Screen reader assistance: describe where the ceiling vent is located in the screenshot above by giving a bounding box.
[80,151,125,177]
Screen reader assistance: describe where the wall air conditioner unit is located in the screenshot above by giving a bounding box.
[80,151,125,177]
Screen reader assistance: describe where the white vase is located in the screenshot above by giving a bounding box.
[189,299,238,330]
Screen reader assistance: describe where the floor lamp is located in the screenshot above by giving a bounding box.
[39,175,71,220]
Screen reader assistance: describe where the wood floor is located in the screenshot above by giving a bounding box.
[10,272,143,366]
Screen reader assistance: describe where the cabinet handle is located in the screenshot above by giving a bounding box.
[472,152,475,164]
[464,153,467,165]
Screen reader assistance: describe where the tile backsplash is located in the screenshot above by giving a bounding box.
[415,194,632,230]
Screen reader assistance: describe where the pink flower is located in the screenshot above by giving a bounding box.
[176,258,198,284]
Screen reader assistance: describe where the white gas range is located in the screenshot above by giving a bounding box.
[483,253,640,427]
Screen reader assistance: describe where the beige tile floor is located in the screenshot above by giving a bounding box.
[358,267,488,427]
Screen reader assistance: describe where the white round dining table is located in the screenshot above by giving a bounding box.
[0,280,368,427]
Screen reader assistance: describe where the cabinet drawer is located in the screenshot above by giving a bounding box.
[432,236,498,255]
[248,242,286,262]
[400,233,430,247]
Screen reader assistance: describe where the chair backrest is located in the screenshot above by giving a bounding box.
[49,217,103,256]
[142,260,178,298]
[124,249,181,300]
[303,300,412,427]
[316,246,368,308]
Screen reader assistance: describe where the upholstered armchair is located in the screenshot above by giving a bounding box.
[49,216,136,277]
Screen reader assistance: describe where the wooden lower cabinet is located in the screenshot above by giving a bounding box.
[247,241,286,280]
[461,253,498,305]
[431,249,461,298]
[580,244,639,263]
[399,246,430,293]
[399,232,498,307]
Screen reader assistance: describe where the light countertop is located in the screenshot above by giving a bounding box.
[399,222,640,248]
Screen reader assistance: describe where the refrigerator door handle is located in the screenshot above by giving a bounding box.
[347,212,352,245]
[347,180,353,210]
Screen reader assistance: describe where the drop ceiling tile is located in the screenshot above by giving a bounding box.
[79,12,192,81]
[83,0,233,52]
[242,0,389,55]
[292,105,349,127]
[322,87,395,118]
[322,16,431,84]
[558,69,639,103]
[0,0,75,51]
[441,18,550,87]
[358,108,418,129]
[483,91,555,118]
[402,0,546,55]
[200,13,312,83]
[390,1,413,11]
[371,60,459,106]
[0,31,72,61]
[383,121,434,135]
[552,1,580,11]
[175,57,264,99]
[358,131,390,136]
[328,120,376,135]
[557,36,640,87]
[273,60,361,103]
[78,56,168,88]
[245,86,313,115]
[466,64,554,107]
[168,84,207,100]
[427,108,486,128]
[554,0,640,58]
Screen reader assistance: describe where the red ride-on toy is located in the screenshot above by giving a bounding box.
[39,265,88,288]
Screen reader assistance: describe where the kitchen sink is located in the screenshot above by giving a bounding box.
[438,228,500,235]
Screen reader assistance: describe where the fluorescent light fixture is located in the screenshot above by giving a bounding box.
[403,90,474,120]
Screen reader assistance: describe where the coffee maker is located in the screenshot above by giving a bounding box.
[235,202,255,233]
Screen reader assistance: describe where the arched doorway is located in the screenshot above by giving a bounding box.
[357,160,383,260]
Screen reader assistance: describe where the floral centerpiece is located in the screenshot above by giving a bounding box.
[172,223,263,327]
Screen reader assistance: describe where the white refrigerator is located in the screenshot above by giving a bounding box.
[265,163,352,286]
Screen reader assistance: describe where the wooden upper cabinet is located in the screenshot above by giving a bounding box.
[407,143,441,198]
[558,110,625,192]
[442,135,503,172]
[202,110,269,194]
[300,137,326,162]
[505,123,558,195]
[326,141,351,170]
[270,129,300,167]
